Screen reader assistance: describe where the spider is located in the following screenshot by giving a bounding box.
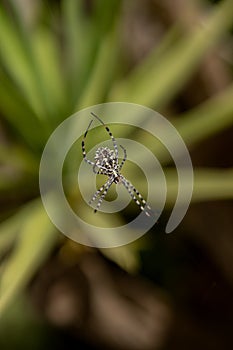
[81,112,152,216]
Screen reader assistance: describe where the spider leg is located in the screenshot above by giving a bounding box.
[118,145,127,171]
[94,178,114,213]
[120,175,151,216]
[92,164,112,177]
[82,119,95,166]
[93,164,100,174]
[89,179,112,205]
[90,112,119,164]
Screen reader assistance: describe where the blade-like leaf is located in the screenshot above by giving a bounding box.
[135,83,233,163]
[164,168,233,205]
[175,84,233,147]
[0,69,48,150]
[110,0,233,108]
[0,200,57,318]
[0,213,22,258]
[62,0,93,103]
[30,26,69,122]
[0,6,47,119]
[77,27,120,109]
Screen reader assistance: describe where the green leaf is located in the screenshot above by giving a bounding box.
[0,6,46,119]
[110,0,233,108]
[0,214,21,259]
[77,27,120,109]
[0,68,48,150]
[0,200,57,318]
[175,84,233,148]
[62,0,92,103]
[92,0,122,38]
[134,84,233,164]
[163,168,233,206]
[30,26,69,121]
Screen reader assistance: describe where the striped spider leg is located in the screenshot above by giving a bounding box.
[88,178,114,213]
[81,112,152,216]
[119,175,152,216]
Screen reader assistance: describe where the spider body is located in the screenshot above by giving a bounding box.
[82,112,152,216]
[94,147,116,173]
[94,147,121,184]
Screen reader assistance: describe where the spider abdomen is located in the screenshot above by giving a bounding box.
[94,147,117,171]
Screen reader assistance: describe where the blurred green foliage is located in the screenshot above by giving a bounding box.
[0,0,233,323]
